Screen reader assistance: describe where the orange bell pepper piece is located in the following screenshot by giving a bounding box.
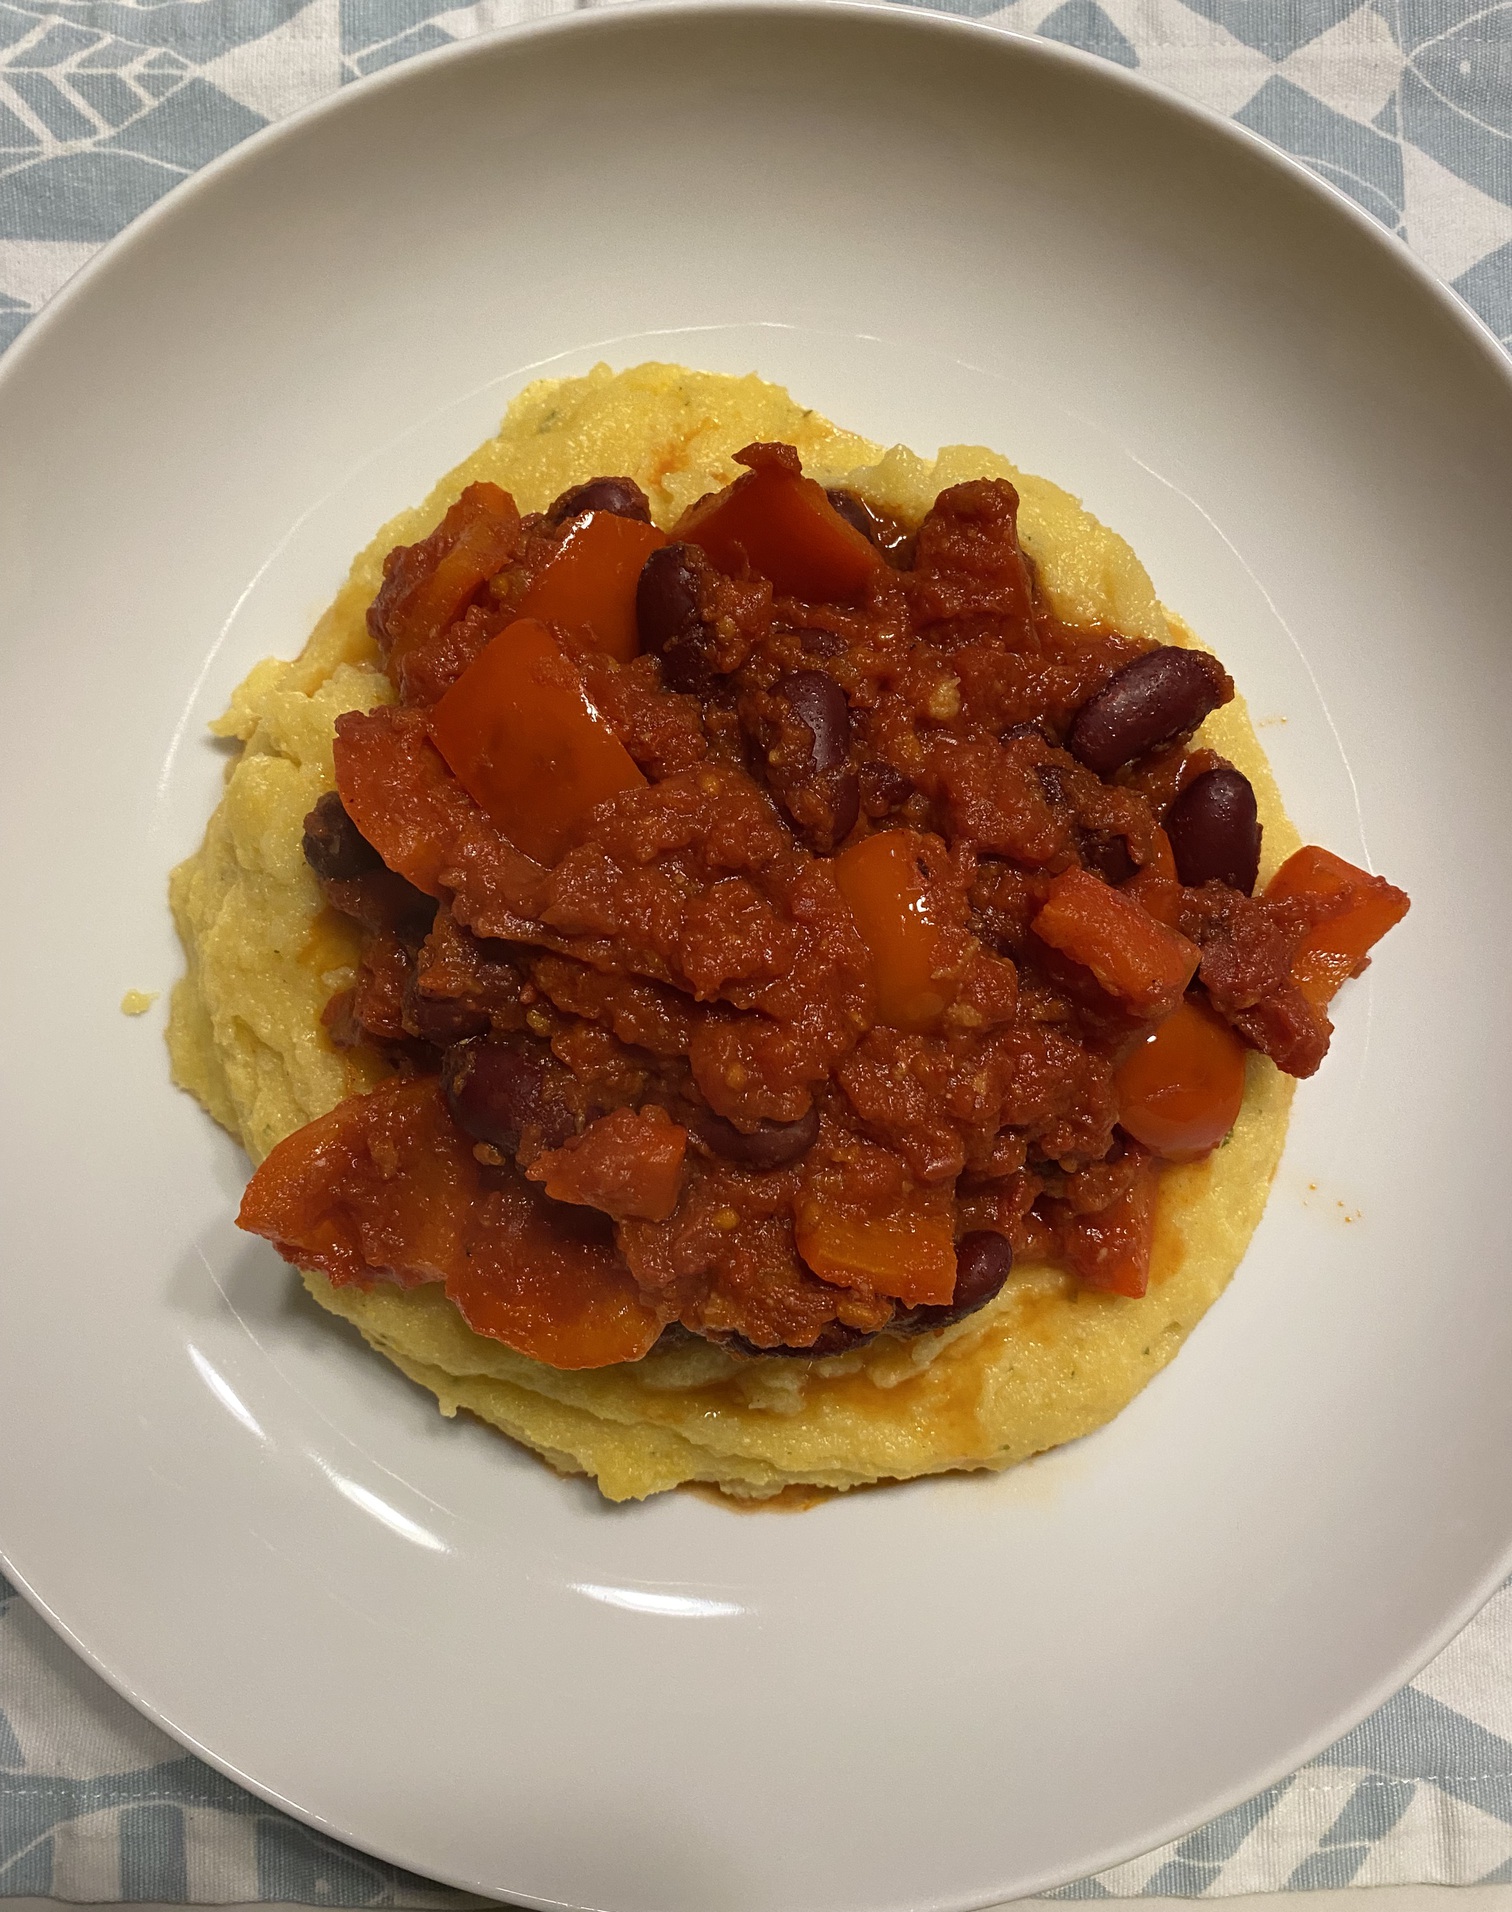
[1060,1156,1160,1299]
[1033,867,1200,1018]
[677,443,883,602]
[516,512,668,664]
[527,1106,688,1222]
[1265,845,1410,1006]
[795,1190,957,1307]
[1116,998,1247,1160]
[429,617,646,865]
[239,1078,663,1369]
[833,830,951,1033]
[379,482,521,669]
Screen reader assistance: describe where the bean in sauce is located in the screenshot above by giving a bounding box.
[1067,647,1231,776]
[545,476,652,525]
[691,1101,819,1170]
[1165,766,1262,894]
[302,791,382,881]
[442,1036,574,1156]
[636,543,716,693]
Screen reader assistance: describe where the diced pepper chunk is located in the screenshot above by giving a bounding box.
[527,1105,687,1222]
[1060,1156,1160,1299]
[1033,867,1200,1018]
[1265,845,1410,1005]
[371,482,521,667]
[237,1078,662,1369]
[833,829,951,1033]
[429,617,646,865]
[677,442,883,602]
[1116,997,1247,1160]
[795,1190,957,1307]
[237,1077,480,1290]
[516,511,668,664]
[444,1175,664,1369]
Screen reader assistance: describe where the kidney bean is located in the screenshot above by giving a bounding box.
[768,670,859,851]
[825,488,881,543]
[1165,765,1262,894]
[546,477,652,525]
[824,487,913,565]
[1066,647,1231,776]
[302,791,382,881]
[636,543,716,693]
[441,1036,573,1155]
[778,670,849,772]
[897,1231,1015,1334]
[691,1101,819,1170]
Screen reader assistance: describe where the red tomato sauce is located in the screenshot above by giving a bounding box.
[243,450,1409,1365]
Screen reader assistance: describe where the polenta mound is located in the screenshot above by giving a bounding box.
[169,361,1307,1503]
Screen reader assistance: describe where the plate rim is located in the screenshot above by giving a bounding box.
[3,6,1511,1905]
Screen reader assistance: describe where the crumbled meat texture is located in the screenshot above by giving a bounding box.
[283,460,1337,1354]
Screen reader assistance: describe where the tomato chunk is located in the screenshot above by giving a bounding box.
[795,1189,957,1307]
[1116,997,1247,1160]
[516,512,668,663]
[430,618,646,865]
[833,830,950,1033]
[238,1078,662,1369]
[677,443,883,601]
[1265,845,1410,1006]
[1033,867,1200,1018]
[1060,1156,1160,1299]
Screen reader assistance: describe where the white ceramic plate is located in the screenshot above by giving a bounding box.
[2,6,1510,1908]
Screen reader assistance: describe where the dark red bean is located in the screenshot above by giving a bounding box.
[441,1037,572,1155]
[691,1101,819,1170]
[636,543,715,693]
[825,488,881,544]
[1165,766,1261,894]
[777,670,849,773]
[899,1231,1015,1333]
[952,1230,1015,1310]
[766,671,859,852]
[823,487,913,565]
[302,791,382,881]
[546,477,652,526]
[1066,647,1231,777]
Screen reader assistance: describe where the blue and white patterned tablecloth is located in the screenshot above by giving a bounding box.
[4,0,1512,1898]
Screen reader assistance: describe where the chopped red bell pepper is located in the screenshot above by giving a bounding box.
[833,829,951,1033]
[238,1077,664,1368]
[1116,997,1247,1160]
[429,617,646,865]
[1060,1155,1160,1299]
[677,443,883,602]
[371,483,520,669]
[795,1189,958,1308]
[516,511,668,664]
[1265,845,1410,1006]
[1033,867,1200,1018]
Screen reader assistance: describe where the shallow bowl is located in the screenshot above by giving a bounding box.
[1,6,1509,1909]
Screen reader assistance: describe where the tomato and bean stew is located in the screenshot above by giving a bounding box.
[239,444,1409,1368]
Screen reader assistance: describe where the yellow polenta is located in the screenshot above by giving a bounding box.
[168,362,1296,1503]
